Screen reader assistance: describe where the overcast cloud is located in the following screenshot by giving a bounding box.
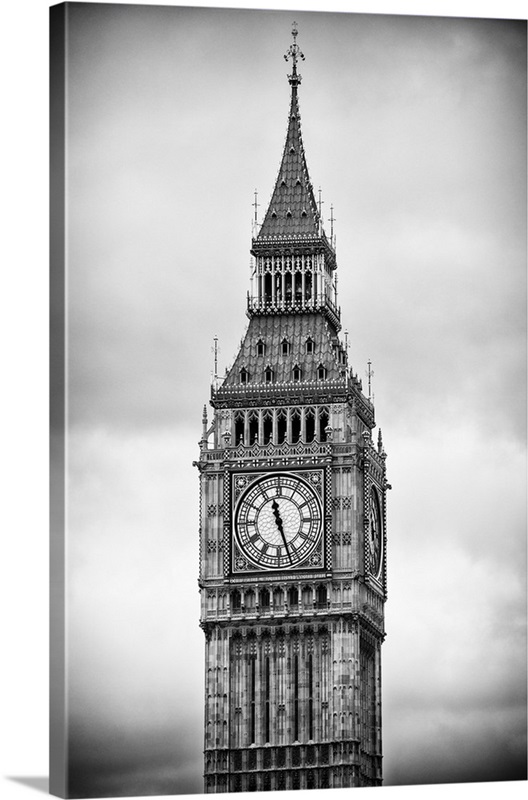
[59,4,526,796]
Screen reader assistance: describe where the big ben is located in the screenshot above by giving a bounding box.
[196,24,389,793]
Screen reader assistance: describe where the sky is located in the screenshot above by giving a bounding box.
[2,2,526,800]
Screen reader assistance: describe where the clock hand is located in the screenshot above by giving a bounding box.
[271,499,293,564]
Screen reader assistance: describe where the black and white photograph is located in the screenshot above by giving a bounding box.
[2,1,527,800]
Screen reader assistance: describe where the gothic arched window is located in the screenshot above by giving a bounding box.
[316,585,328,608]
[263,410,273,443]
[291,409,301,443]
[294,271,302,302]
[305,269,313,301]
[302,585,313,607]
[287,586,299,607]
[319,408,329,442]
[305,408,315,442]
[248,411,259,443]
[259,588,270,608]
[277,409,287,444]
[264,272,272,303]
[284,272,292,303]
[292,364,302,382]
[234,412,245,446]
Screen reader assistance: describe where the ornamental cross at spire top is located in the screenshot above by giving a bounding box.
[284,21,305,85]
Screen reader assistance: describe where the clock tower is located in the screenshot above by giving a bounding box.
[196,24,389,792]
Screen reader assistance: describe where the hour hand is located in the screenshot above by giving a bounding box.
[271,500,293,564]
[271,499,284,533]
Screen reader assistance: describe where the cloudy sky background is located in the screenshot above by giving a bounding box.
[3,1,526,799]
[61,2,526,796]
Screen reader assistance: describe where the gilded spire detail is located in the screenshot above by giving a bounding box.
[284,21,305,86]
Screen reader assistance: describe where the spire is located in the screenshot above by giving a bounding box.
[284,21,304,87]
[247,23,339,332]
[256,23,323,242]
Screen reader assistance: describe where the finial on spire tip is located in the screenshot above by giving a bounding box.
[284,21,305,86]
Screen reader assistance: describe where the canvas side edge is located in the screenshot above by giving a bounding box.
[50,3,67,797]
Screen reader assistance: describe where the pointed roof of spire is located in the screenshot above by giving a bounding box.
[255,23,324,242]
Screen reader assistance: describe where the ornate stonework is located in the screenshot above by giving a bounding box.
[196,24,388,793]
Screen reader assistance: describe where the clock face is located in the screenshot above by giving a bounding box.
[234,473,323,571]
[368,487,383,578]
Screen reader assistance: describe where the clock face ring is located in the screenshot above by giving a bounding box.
[368,487,383,577]
[234,473,323,571]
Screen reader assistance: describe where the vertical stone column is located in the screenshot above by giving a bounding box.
[254,637,261,746]
[299,634,306,742]
[229,638,237,749]
[258,410,263,446]
[281,254,285,310]
[277,634,285,745]
[321,631,329,741]
[221,629,229,749]
[243,411,249,448]
[217,476,224,578]
[241,636,248,748]
[375,639,382,760]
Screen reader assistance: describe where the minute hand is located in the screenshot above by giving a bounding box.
[271,500,293,565]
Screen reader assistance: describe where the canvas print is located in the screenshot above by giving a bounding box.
[50,2,527,798]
